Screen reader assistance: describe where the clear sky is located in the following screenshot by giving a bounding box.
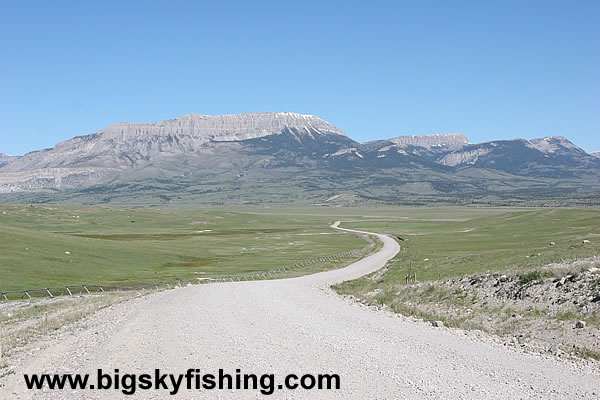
[1,0,598,155]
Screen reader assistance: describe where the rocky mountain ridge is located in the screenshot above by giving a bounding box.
[436,136,599,178]
[2,113,345,172]
[0,112,598,204]
[386,133,469,151]
[0,153,19,168]
[438,136,588,166]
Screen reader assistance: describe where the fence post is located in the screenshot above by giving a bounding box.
[0,236,374,301]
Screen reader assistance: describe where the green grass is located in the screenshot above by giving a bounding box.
[561,346,600,361]
[0,205,371,291]
[339,208,600,282]
[519,270,555,284]
[332,207,600,360]
[334,208,600,304]
[2,205,599,294]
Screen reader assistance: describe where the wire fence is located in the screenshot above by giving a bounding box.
[1,234,376,302]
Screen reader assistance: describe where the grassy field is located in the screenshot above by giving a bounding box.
[0,205,372,291]
[2,204,599,364]
[2,204,598,293]
[332,208,600,359]
[338,208,600,282]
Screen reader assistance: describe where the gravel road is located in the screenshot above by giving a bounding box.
[2,223,599,399]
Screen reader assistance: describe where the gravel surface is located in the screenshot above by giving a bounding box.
[1,223,599,399]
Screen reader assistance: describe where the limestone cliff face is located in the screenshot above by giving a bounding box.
[0,112,347,191]
[0,113,597,196]
[437,147,493,166]
[387,133,469,151]
[527,136,587,156]
[0,168,119,193]
[437,137,595,172]
[0,153,19,168]
[2,112,345,172]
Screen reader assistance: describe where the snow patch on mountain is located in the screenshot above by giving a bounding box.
[325,148,364,158]
[1,112,346,174]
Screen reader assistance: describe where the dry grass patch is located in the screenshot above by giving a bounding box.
[0,290,153,358]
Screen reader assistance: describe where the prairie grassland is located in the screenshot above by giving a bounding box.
[1,205,599,360]
[338,208,600,282]
[3,205,595,294]
[0,205,370,292]
[333,208,600,359]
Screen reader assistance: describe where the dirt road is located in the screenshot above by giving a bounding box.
[2,223,599,399]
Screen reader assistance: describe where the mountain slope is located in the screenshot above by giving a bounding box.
[437,137,600,178]
[0,113,599,205]
[387,133,469,151]
[3,112,345,172]
[0,153,19,168]
[0,113,349,193]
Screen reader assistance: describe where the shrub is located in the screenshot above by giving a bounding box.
[519,270,554,284]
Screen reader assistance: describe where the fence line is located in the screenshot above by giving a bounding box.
[1,234,376,302]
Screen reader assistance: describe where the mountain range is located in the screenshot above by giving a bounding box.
[1,112,599,206]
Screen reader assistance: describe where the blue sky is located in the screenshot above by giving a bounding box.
[1,0,598,155]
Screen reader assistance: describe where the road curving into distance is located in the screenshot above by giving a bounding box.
[295,221,401,285]
[2,222,599,399]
